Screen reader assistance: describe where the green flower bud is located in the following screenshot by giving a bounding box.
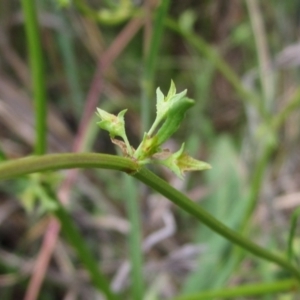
[96,108,127,138]
[96,108,133,156]
[156,80,187,122]
[158,143,211,179]
[95,82,211,177]
[135,82,194,160]
[155,97,194,146]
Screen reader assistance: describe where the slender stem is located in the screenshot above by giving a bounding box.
[133,114,160,158]
[123,134,134,156]
[171,279,298,300]
[0,154,137,181]
[147,116,162,136]
[133,136,145,159]
[0,154,299,280]
[21,0,47,155]
[124,175,144,300]
[133,167,300,281]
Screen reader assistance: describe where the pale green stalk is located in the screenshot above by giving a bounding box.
[21,0,47,154]
[0,154,299,281]
[124,175,144,300]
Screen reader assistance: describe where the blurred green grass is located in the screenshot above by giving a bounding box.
[0,0,300,299]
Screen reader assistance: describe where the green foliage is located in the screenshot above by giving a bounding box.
[2,1,300,299]
[96,81,211,178]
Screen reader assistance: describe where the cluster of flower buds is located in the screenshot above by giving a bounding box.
[96,81,211,179]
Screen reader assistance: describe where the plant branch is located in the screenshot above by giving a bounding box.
[0,154,137,180]
[0,153,300,280]
[134,167,300,281]
[124,175,144,300]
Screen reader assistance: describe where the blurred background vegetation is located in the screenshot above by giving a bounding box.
[1,0,300,299]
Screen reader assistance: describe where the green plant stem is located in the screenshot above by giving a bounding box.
[0,154,300,280]
[21,0,47,155]
[123,134,133,156]
[124,175,144,300]
[0,154,137,180]
[133,167,300,281]
[172,279,298,300]
[147,116,162,137]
